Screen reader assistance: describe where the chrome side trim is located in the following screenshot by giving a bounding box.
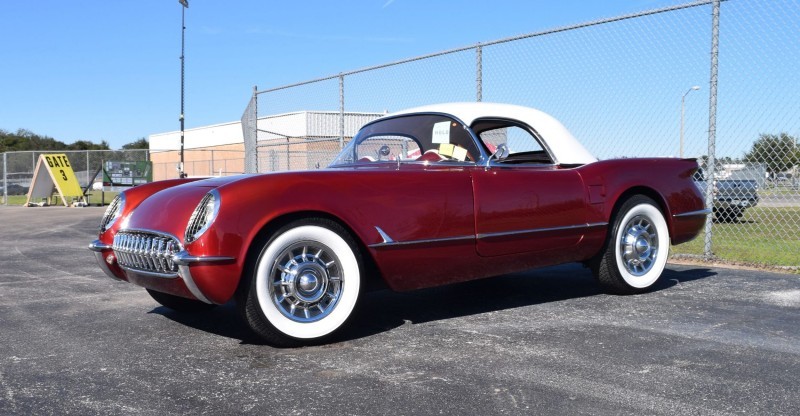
[171,251,235,266]
[368,234,474,249]
[375,226,394,244]
[476,222,607,240]
[673,208,712,218]
[88,240,112,252]
[368,222,607,249]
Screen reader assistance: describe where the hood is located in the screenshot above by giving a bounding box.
[122,176,250,241]
[178,174,254,188]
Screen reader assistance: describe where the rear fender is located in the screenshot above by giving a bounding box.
[578,158,704,246]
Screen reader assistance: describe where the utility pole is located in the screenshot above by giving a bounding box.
[178,0,189,178]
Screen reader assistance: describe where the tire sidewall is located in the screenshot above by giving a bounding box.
[612,202,669,289]
[253,224,360,340]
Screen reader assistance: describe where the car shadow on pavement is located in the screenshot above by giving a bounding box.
[148,303,264,343]
[149,263,716,346]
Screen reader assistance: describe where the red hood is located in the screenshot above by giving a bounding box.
[123,175,250,242]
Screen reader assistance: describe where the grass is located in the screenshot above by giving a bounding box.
[760,186,800,197]
[673,206,800,269]
[2,191,118,207]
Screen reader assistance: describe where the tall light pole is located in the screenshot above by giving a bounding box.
[680,85,700,158]
[178,0,189,178]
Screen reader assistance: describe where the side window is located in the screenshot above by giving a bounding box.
[473,119,553,164]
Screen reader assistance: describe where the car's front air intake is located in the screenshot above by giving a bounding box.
[113,230,181,275]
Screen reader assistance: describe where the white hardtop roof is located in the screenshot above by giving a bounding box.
[385,102,597,165]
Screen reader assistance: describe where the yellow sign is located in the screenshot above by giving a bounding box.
[26,154,86,206]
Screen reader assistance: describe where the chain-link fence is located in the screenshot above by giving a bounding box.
[242,0,799,270]
[150,149,246,180]
[2,149,150,205]
[1,148,249,205]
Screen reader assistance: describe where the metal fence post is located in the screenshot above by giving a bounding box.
[253,86,259,173]
[703,0,720,260]
[3,152,7,205]
[86,151,90,187]
[476,43,483,102]
[339,74,345,149]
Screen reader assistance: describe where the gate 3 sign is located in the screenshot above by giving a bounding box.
[26,154,85,206]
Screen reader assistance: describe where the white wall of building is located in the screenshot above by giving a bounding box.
[149,111,383,152]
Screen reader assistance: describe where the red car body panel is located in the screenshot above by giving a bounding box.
[93,158,704,301]
[90,106,706,305]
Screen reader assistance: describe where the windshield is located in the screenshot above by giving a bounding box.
[329,114,482,166]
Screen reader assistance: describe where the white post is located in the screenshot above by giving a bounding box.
[2,152,7,205]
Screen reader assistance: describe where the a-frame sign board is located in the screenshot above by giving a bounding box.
[25,154,86,206]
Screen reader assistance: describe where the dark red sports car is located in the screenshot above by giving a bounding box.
[89,103,708,346]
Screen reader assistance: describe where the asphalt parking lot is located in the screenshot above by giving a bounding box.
[1,206,799,415]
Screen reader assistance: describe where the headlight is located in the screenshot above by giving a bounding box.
[99,194,125,232]
[185,190,220,243]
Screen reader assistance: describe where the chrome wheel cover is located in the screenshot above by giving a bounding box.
[269,241,343,323]
[619,215,659,276]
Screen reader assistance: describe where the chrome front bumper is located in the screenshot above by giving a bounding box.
[88,240,124,281]
[88,238,234,304]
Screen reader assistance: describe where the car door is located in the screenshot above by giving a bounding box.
[471,166,587,257]
[469,119,588,257]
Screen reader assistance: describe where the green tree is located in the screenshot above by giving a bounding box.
[121,137,149,150]
[68,140,110,150]
[743,133,799,177]
[1,128,110,152]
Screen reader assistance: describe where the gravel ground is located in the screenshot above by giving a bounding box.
[1,206,798,415]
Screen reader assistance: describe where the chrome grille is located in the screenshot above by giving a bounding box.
[113,231,180,275]
[185,193,214,243]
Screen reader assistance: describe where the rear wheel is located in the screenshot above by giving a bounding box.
[593,195,670,294]
[146,289,216,312]
[239,219,362,347]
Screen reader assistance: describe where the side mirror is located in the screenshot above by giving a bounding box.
[485,144,509,168]
[378,145,391,160]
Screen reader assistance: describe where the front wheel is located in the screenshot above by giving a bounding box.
[239,219,362,347]
[593,195,670,295]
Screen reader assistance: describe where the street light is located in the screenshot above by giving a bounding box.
[680,85,700,158]
[178,0,189,178]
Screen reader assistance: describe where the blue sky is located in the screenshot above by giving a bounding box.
[1,0,685,149]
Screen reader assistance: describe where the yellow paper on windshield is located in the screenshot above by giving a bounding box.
[439,143,455,157]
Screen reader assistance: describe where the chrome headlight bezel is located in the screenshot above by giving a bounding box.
[185,189,220,244]
[99,193,126,232]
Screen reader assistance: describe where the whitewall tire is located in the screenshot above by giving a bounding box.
[593,195,670,294]
[240,219,362,347]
